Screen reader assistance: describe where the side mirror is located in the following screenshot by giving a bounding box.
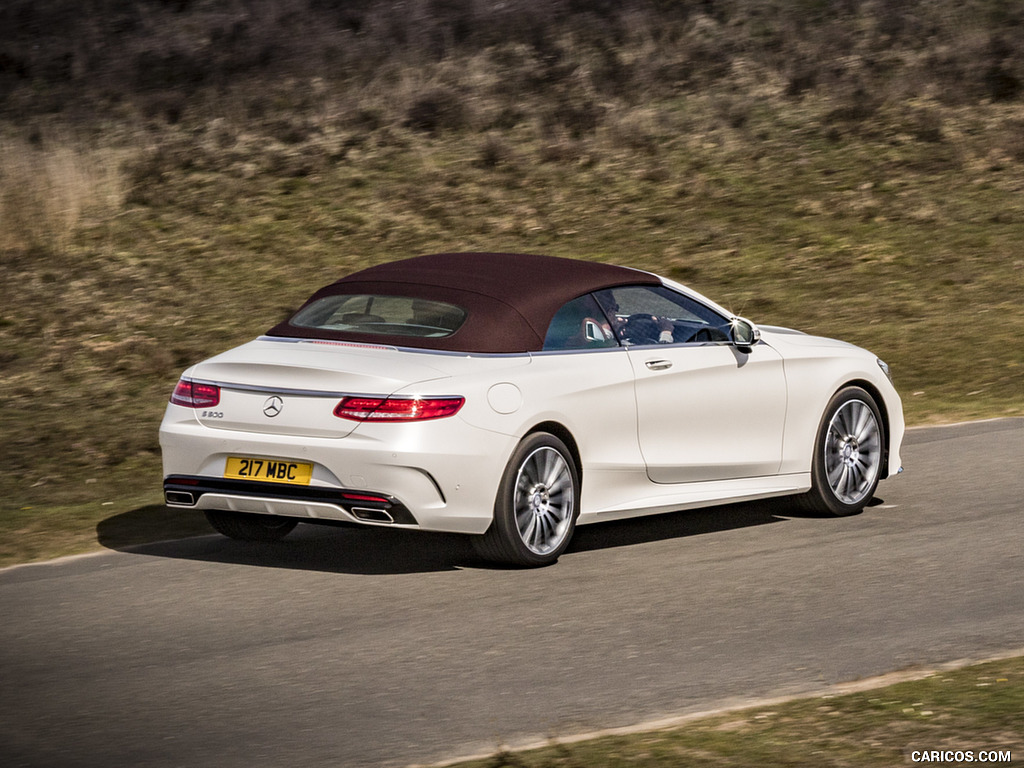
[730,317,761,351]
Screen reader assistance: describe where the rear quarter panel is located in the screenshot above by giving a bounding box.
[410,347,648,516]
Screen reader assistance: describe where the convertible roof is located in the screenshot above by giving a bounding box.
[268,252,660,353]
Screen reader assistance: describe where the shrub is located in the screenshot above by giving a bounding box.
[475,133,515,169]
[405,86,470,133]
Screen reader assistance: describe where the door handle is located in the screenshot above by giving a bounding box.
[645,359,673,371]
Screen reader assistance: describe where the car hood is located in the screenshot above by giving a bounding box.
[758,325,860,352]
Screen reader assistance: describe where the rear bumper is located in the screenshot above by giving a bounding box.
[163,475,416,526]
[159,404,516,534]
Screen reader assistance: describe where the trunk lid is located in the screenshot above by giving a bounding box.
[190,337,451,438]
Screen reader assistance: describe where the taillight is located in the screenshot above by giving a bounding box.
[170,379,221,408]
[333,396,464,422]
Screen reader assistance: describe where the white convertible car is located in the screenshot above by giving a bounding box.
[160,252,903,566]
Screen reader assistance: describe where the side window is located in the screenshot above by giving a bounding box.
[542,294,619,351]
[593,285,731,346]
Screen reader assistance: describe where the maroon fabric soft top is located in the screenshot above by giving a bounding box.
[267,252,660,353]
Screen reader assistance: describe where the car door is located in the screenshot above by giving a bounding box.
[594,285,788,484]
[510,294,648,501]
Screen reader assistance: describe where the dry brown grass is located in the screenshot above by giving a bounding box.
[0,133,125,255]
[0,0,1022,563]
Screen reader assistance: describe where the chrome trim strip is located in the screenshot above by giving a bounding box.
[271,336,398,352]
[529,346,627,358]
[258,333,738,356]
[191,379,359,399]
[189,378,463,402]
[257,335,531,359]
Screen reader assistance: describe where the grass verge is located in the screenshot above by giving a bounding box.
[440,656,1024,768]
[2,1,1022,567]
[0,472,209,569]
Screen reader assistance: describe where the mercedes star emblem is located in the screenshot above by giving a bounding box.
[263,396,284,418]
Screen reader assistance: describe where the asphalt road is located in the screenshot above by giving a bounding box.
[2,418,1023,768]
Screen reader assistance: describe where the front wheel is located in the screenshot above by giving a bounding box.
[473,432,580,567]
[205,510,298,541]
[797,386,885,516]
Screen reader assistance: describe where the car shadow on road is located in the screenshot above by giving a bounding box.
[570,499,793,555]
[98,496,865,575]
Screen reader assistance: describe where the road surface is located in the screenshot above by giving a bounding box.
[2,418,1022,767]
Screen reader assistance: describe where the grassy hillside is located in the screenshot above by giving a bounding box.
[1,0,1022,561]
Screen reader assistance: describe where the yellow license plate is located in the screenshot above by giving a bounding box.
[225,456,313,485]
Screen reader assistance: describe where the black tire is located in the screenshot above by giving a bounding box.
[205,510,298,541]
[795,386,885,516]
[472,432,580,567]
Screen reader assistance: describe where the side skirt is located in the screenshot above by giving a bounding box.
[577,473,811,526]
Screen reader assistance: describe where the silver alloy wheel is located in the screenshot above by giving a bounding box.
[823,398,882,505]
[513,446,575,555]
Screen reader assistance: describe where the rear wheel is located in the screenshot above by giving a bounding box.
[473,432,580,567]
[797,386,885,516]
[205,510,298,541]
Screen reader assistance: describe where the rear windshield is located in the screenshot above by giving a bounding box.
[288,294,467,339]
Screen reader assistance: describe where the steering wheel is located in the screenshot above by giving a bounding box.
[620,313,662,345]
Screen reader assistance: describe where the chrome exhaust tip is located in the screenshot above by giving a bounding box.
[349,507,394,524]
